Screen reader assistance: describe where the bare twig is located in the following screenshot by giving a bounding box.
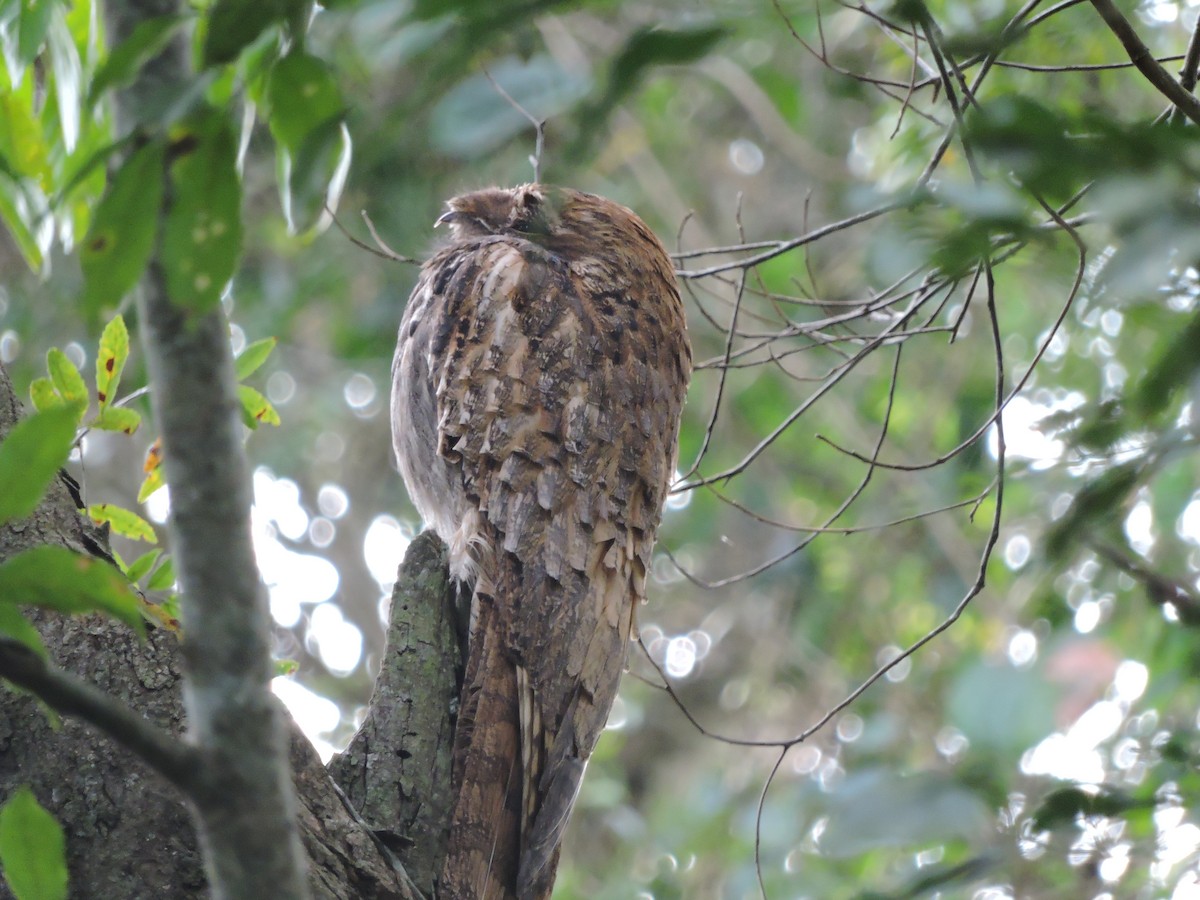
[679,202,751,482]
[323,203,419,264]
[482,67,546,184]
[1169,11,1200,125]
[1180,11,1200,91]
[675,202,904,279]
[1088,0,1200,125]
[361,211,420,264]
[1089,540,1200,624]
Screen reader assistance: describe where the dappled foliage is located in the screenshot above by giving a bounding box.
[6,0,1200,897]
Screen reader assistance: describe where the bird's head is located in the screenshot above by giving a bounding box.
[436,184,562,242]
[436,184,665,272]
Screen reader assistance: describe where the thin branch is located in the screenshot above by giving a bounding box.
[0,637,201,793]
[997,54,1183,73]
[1089,539,1200,624]
[632,638,809,747]
[675,275,948,495]
[324,203,419,264]
[707,478,994,535]
[482,67,546,184]
[1025,0,1088,29]
[679,203,751,481]
[666,269,1008,755]
[675,202,903,279]
[1181,11,1200,91]
[755,748,788,900]
[786,265,1007,746]
[360,211,420,264]
[1088,0,1200,125]
[891,23,922,138]
[813,218,1085,475]
[1169,11,1200,125]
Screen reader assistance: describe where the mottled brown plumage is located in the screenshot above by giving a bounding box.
[391,184,691,899]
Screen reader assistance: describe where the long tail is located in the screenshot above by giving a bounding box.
[440,535,637,899]
[439,585,522,900]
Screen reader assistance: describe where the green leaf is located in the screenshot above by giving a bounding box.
[161,116,243,312]
[28,350,86,422]
[0,407,78,526]
[123,548,162,583]
[0,787,67,900]
[1031,786,1153,832]
[266,50,343,151]
[202,0,297,68]
[137,466,165,503]
[265,51,348,231]
[156,592,180,625]
[279,118,350,234]
[145,556,175,592]
[88,15,186,104]
[1134,308,1200,420]
[234,336,276,380]
[1027,792,1084,835]
[0,546,145,636]
[91,406,141,434]
[0,605,45,658]
[240,32,281,106]
[0,74,50,180]
[0,177,44,270]
[566,24,727,158]
[45,6,81,152]
[46,349,87,411]
[579,24,726,143]
[263,50,348,230]
[86,503,156,543]
[1045,462,1142,559]
[16,0,55,66]
[238,384,280,429]
[95,315,130,409]
[80,140,165,322]
[28,378,60,412]
[48,133,128,213]
[273,657,298,676]
[610,25,726,97]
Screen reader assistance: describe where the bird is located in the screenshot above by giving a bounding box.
[391,183,691,899]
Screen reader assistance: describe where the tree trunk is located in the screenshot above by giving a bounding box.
[0,362,455,899]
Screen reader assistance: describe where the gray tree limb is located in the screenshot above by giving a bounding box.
[101,0,310,893]
[136,273,311,900]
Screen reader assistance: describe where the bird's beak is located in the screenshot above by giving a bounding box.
[434,210,459,228]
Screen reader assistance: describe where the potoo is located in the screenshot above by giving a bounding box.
[391,184,691,899]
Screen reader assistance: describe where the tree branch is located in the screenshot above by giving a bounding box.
[1180,9,1200,92]
[137,254,311,898]
[0,636,202,792]
[1088,0,1200,125]
[105,0,310,894]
